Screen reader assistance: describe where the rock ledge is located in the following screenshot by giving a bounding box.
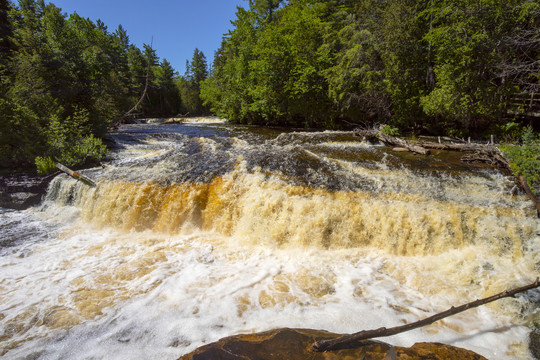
[179,328,487,360]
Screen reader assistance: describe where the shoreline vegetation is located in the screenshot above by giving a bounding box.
[1,0,538,183]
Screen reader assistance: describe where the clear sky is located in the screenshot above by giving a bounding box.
[48,0,247,76]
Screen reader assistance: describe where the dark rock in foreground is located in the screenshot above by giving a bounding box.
[530,328,540,360]
[0,173,57,210]
[179,328,487,360]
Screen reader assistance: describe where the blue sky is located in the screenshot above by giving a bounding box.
[48,0,247,75]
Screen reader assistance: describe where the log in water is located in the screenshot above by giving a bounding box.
[0,118,539,359]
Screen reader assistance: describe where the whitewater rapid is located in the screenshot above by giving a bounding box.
[1,119,539,359]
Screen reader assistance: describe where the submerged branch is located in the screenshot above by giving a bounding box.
[312,279,540,352]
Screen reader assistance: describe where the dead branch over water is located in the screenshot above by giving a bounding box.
[312,279,540,352]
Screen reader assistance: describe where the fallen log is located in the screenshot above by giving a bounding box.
[55,163,96,187]
[460,149,512,172]
[355,129,430,155]
[421,142,495,152]
[312,278,540,352]
[355,128,500,155]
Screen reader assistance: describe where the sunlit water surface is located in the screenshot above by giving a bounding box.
[1,118,539,359]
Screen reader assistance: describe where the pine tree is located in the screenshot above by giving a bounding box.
[179,48,208,115]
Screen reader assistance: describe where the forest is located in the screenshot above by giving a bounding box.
[203,0,538,133]
[0,0,208,171]
[0,0,538,173]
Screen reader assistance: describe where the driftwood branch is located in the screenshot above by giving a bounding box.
[313,278,540,352]
[55,163,96,187]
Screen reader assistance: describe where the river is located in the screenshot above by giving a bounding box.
[1,118,539,359]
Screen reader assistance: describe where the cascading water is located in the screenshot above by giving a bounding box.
[1,118,539,359]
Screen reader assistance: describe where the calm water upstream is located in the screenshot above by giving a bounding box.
[1,118,539,359]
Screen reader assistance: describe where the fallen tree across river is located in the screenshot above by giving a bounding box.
[312,278,540,352]
[354,129,430,155]
[354,128,504,159]
[354,128,540,216]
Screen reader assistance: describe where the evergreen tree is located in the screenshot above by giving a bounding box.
[200,7,259,123]
[0,0,14,67]
[204,0,537,135]
[179,48,208,115]
[0,0,181,171]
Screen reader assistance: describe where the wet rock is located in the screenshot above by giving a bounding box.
[0,173,57,210]
[530,329,540,360]
[179,328,487,360]
[0,192,42,209]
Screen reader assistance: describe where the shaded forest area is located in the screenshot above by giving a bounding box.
[202,0,539,135]
[0,0,209,171]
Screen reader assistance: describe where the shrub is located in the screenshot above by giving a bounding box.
[35,156,57,175]
[501,127,540,194]
[56,134,108,169]
[381,124,400,136]
[35,111,108,174]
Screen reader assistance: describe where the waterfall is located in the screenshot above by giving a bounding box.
[1,120,538,359]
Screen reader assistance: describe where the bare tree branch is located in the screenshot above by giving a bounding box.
[313,278,540,352]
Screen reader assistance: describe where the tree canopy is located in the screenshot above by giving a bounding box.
[1,0,538,171]
[177,48,210,116]
[201,0,539,135]
[0,0,182,171]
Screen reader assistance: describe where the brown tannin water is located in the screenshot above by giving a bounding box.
[1,118,539,359]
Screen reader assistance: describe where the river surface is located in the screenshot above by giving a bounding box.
[1,118,539,359]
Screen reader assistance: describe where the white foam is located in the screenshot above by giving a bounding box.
[0,222,536,359]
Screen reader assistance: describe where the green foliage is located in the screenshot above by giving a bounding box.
[380,124,399,137]
[57,134,107,169]
[35,156,56,174]
[0,0,179,171]
[201,7,258,123]
[0,97,44,168]
[39,110,107,171]
[202,0,337,127]
[494,121,525,142]
[203,0,536,135]
[501,127,540,194]
[178,48,208,115]
[146,58,182,116]
[418,0,537,135]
